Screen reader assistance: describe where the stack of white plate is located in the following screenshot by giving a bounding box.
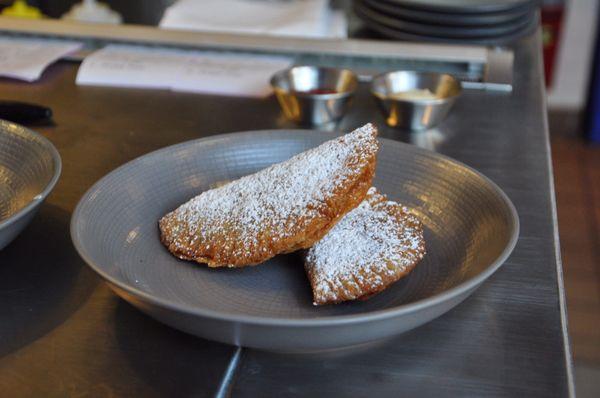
[353,0,539,45]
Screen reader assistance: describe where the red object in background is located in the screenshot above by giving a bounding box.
[541,4,565,88]
[301,88,339,95]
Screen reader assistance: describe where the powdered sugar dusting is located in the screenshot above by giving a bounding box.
[305,187,426,305]
[161,124,378,265]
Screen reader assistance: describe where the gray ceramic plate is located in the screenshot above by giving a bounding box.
[362,0,534,26]
[381,0,534,14]
[357,0,534,36]
[0,120,61,250]
[71,130,518,351]
[357,5,539,45]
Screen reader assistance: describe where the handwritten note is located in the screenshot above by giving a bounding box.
[76,45,292,97]
[76,45,189,89]
[0,37,82,82]
[173,53,293,97]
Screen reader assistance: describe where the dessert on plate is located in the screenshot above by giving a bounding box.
[305,187,426,305]
[159,123,379,267]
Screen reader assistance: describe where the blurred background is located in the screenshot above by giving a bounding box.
[0,0,598,395]
[540,2,600,398]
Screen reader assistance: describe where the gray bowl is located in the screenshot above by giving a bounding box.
[71,129,518,352]
[0,120,61,250]
[271,66,358,126]
[371,71,462,131]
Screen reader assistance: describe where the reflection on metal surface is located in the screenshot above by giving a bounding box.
[186,174,204,189]
[209,179,233,189]
[215,347,242,398]
[274,109,342,132]
[407,128,447,151]
[126,226,140,244]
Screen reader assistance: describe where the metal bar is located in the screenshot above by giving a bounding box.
[0,17,485,62]
[0,17,513,90]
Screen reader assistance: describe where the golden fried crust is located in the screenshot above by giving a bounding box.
[305,187,426,305]
[159,124,379,267]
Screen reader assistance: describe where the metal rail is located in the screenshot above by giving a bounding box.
[0,17,513,90]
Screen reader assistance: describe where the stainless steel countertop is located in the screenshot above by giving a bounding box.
[0,31,573,397]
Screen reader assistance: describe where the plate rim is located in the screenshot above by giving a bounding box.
[70,129,520,327]
[361,0,534,26]
[356,7,538,45]
[376,0,534,14]
[355,0,534,38]
[0,120,62,229]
